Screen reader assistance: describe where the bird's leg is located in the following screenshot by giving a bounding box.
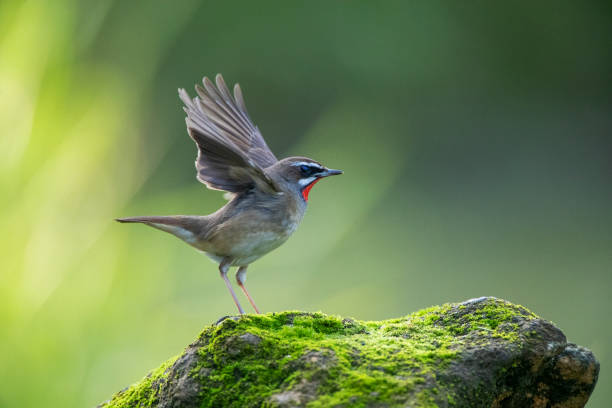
[219,259,244,315]
[236,266,260,314]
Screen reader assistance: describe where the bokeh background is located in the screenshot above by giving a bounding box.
[1,1,611,406]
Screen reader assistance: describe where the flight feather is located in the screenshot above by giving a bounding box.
[179,74,279,194]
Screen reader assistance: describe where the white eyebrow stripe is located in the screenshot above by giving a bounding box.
[292,162,324,170]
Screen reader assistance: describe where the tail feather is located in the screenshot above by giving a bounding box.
[116,215,208,245]
[116,216,178,225]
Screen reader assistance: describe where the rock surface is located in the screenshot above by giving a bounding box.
[99,297,599,407]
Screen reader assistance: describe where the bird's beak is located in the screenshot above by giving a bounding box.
[319,168,343,177]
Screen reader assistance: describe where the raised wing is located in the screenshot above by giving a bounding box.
[179,74,279,194]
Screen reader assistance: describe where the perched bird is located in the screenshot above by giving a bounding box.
[117,74,342,314]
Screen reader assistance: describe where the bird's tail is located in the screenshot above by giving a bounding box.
[116,216,206,245]
[116,216,178,225]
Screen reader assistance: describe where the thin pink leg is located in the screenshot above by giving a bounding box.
[219,260,244,315]
[236,266,260,314]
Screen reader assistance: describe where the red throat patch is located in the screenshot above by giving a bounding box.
[301,178,321,201]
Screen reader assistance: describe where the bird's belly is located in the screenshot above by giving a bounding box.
[203,227,294,267]
[229,231,289,266]
[199,203,304,267]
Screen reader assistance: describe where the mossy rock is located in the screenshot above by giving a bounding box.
[99,297,598,407]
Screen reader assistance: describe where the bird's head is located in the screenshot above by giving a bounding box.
[268,157,343,201]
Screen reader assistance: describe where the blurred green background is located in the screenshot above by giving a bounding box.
[1,1,610,406]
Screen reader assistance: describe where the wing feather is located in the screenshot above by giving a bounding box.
[179,75,279,194]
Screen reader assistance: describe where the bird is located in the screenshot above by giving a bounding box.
[116,74,342,315]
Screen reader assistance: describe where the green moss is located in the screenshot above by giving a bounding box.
[99,355,178,407]
[101,298,540,408]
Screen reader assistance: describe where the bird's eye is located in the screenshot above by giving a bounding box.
[300,165,310,175]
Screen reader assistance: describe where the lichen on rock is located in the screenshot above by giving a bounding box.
[98,297,599,408]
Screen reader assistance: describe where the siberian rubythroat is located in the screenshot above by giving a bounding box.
[117,74,342,314]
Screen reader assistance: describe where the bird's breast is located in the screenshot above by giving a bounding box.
[202,200,305,266]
